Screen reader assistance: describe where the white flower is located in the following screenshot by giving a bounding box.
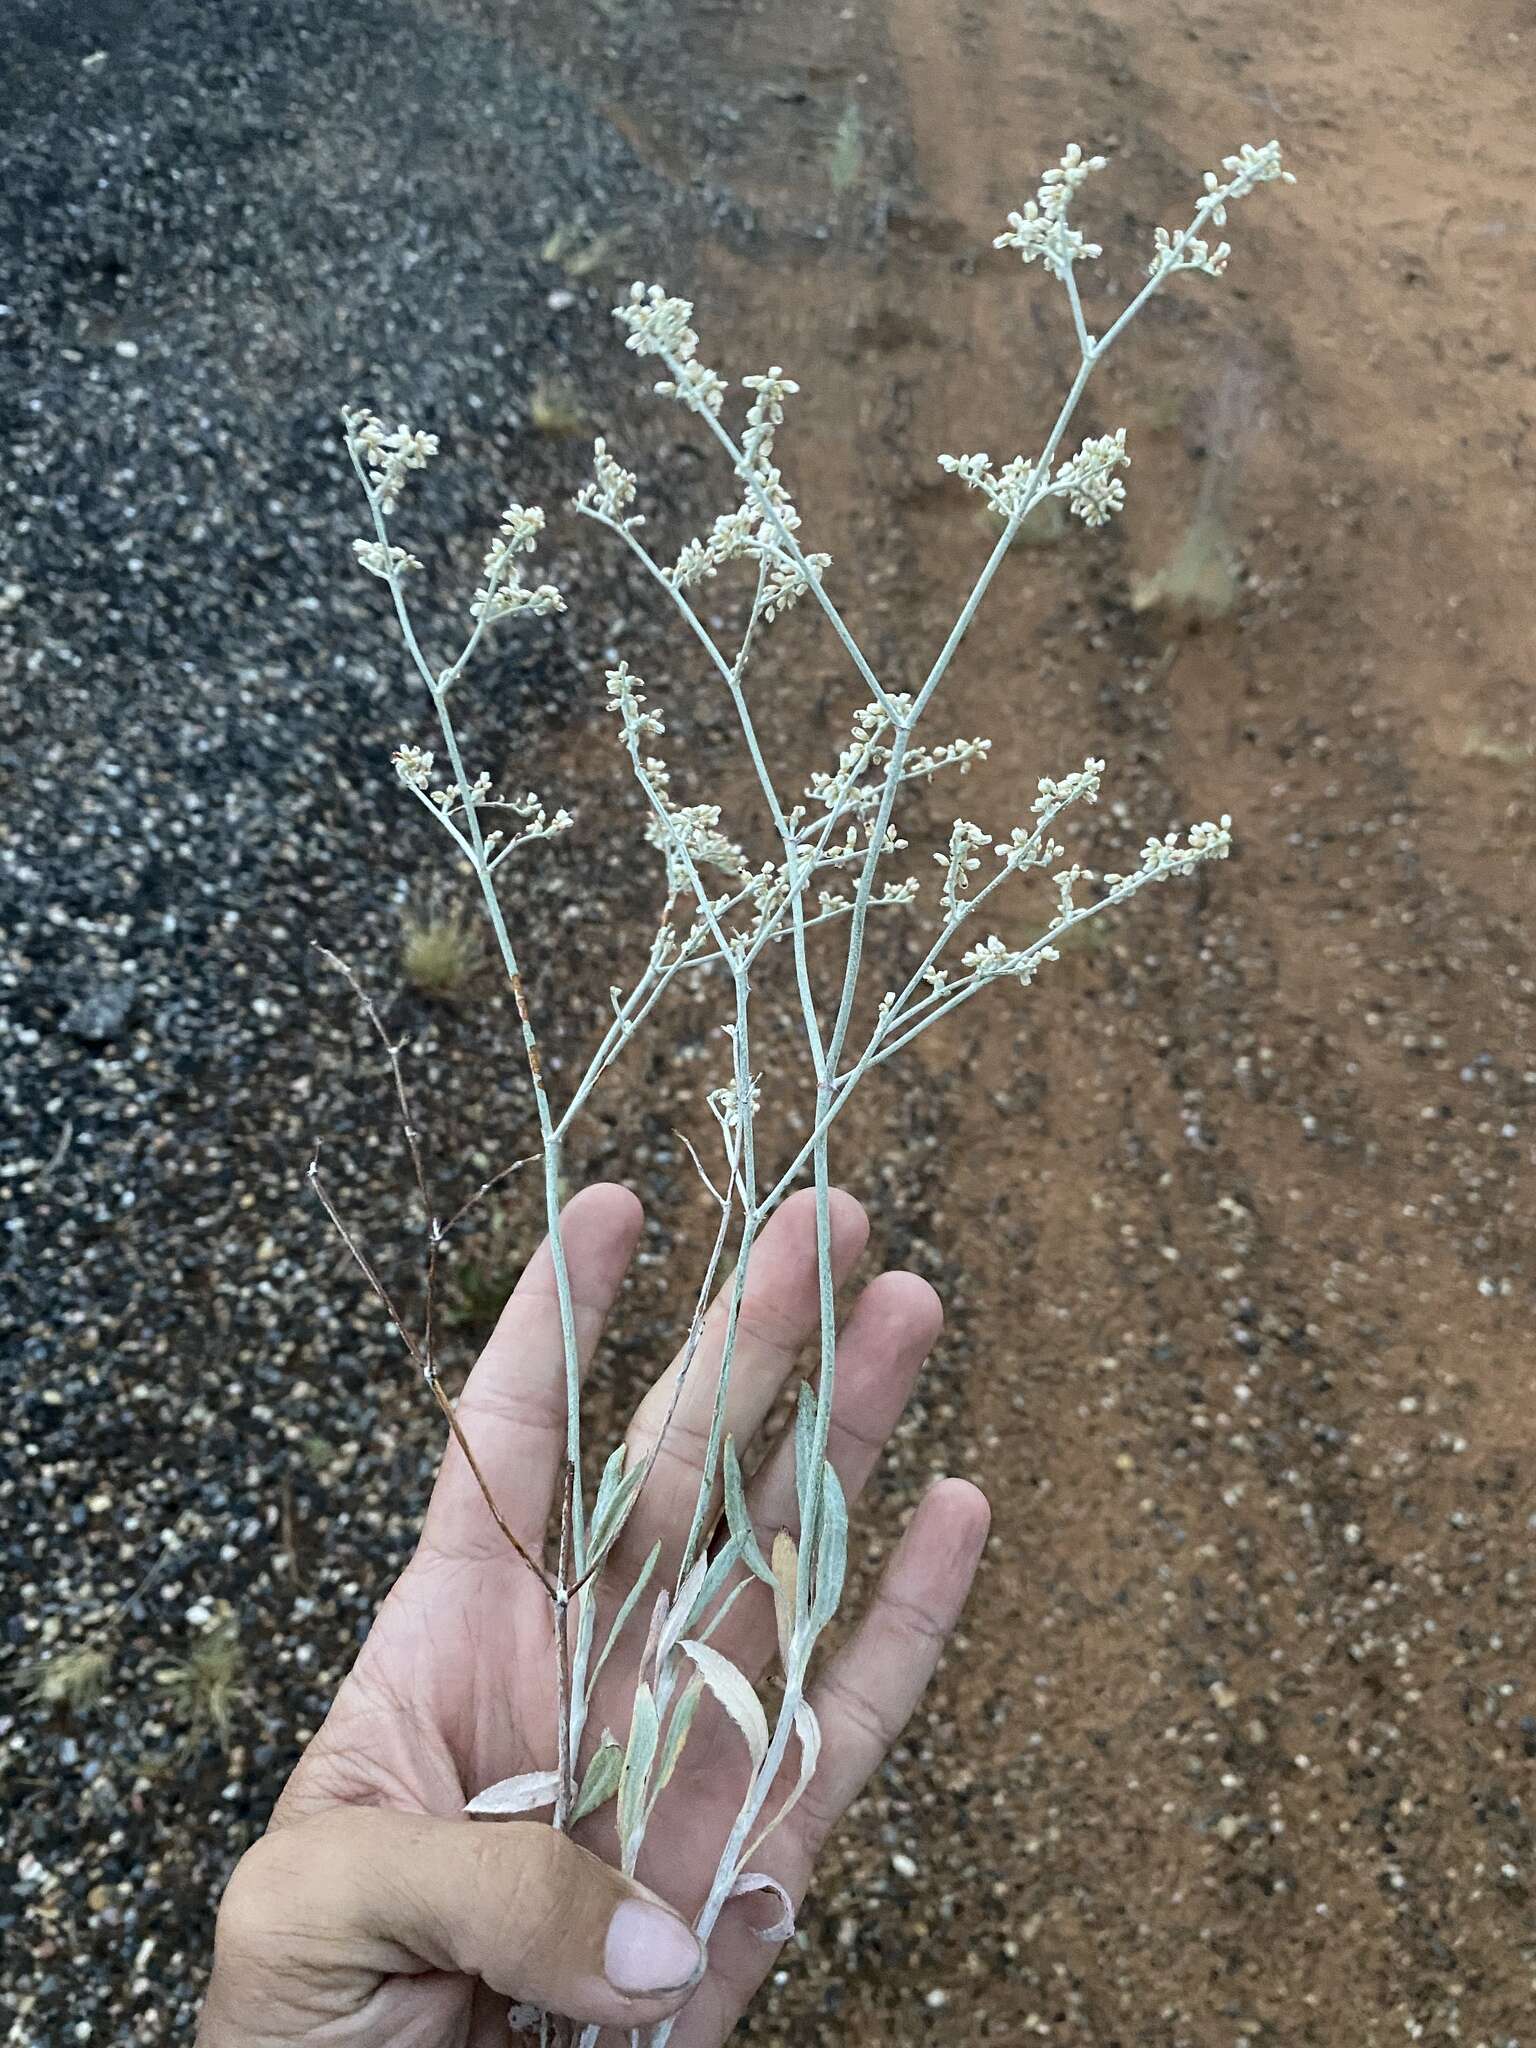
[392,744,434,789]
[742,367,799,420]
[1037,143,1108,221]
[605,659,665,741]
[1053,429,1129,527]
[574,437,640,523]
[353,539,422,578]
[654,359,728,417]
[937,451,993,491]
[761,551,831,621]
[344,412,440,514]
[497,503,546,552]
[1221,141,1294,192]
[993,201,1101,278]
[614,282,700,361]
[1151,225,1232,279]
[470,575,565,622]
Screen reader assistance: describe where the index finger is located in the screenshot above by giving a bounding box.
[421,1182,644,1562]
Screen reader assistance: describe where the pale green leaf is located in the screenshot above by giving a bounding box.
[571,1738,623,1824]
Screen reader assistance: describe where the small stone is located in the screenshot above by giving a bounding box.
[60,984,136,1044]
[891,1852,918,1879]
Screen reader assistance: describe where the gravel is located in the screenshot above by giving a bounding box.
[0,4,726,2036]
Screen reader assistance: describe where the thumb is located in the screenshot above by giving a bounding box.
[201,1805,706,2037]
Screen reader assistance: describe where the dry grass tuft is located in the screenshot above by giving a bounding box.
[157,1610,245,1750]
[27,1642,112,1712]
[401,903,485,1001]
[1130,508,1242,622]
[528,373,589,438]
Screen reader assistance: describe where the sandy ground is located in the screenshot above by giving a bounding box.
[5,0,1533,2042]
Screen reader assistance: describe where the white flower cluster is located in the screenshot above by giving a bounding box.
[936,450,1049,523]
[937,819,992,912]
[1151,225,1229,279]
[606,290,824,615]
[470,500,565,624]
[640,756,749,890]
[1031,757,1105,817]
[653,358,729,417]
[344,410,440,515]
[1149,139,1295,278]
[392,744,435,789]
[761,550,832,621]
[939,430,1129,529]
[484,790,574,862]
[741,367,798,454]
[390,744,571,849]
[574,438,641,525]
[352,539,423,579]
[807,698,989,817]
[605,659,664,743]
[993,143,1108,279]
[1052,429,1129,527]
[614,282,700,362]
[960,931,1060,985]
[1103,815,1233,887]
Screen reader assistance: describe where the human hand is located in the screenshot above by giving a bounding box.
[199,1183,989,2046]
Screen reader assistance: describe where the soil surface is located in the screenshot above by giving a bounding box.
[5,0,1534,2043]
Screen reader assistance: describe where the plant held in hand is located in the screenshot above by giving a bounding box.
[321,139,1294,2045]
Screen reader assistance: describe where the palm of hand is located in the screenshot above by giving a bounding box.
[269,1185,987,2047]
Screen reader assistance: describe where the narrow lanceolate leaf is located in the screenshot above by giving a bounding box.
[588,1457,649,1563]
[463,1769,561,1817]
[649,1678,704,1808]
[591,1441,628,1532]
[678,1637,769,1767]
[771,1529,799,1673]
[591,1540,662,1687]
[723,1436,775,1585]
[571,1738,624,1824]
[641,1587,670,1686]
[660,1536,743,1671]
[728,1869,796,1944]
[812,1459,848,1630]
[659,1551,710,1669]
[617,1683,660,1865]
[748,1700,822,1859]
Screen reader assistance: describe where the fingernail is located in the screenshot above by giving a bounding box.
[604,1898,705,1997]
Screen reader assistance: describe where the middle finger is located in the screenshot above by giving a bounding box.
[613,1187,868,1584]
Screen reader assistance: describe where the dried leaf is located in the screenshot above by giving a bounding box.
[729,1869,796,1943]
[771,1529,799,1671]
[571,1738,623,1824]
[464,1769,561,1817]
[678,1637,769,1766]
